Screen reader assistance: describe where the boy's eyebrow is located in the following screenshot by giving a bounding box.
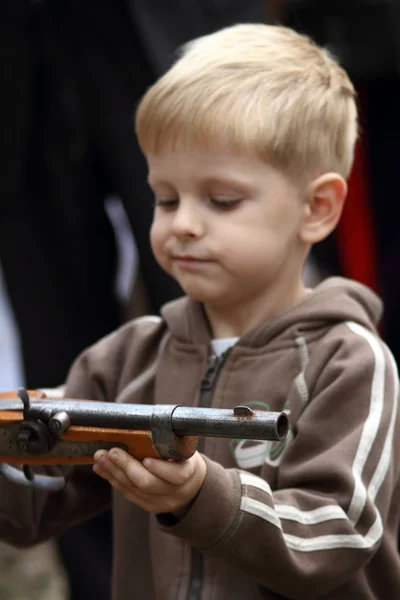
[147,175,253,192]
[147,176,177,191]
[203,176,253,192]
[147,176,164,187]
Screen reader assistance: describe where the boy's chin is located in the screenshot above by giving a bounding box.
[182,287,231,308]
[180,284,218,303]
[183,290,210,303]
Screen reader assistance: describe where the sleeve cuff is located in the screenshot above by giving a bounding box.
[156,455,241,549]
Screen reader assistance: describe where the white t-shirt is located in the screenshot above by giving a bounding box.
[210,337,239,357]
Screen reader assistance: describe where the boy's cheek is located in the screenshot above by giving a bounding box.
[150,221,164,253]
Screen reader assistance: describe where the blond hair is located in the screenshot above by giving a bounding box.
[136,23,358,179]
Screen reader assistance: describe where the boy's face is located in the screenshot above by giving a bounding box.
[147,147,308,316]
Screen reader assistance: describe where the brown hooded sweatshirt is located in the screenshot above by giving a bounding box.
[0,277,399,600]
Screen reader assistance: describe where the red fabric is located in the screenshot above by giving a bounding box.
[336,96,380,294]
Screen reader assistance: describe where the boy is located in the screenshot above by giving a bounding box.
[1,23,400,600]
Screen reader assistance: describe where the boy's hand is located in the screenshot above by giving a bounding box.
[92,448,207,518]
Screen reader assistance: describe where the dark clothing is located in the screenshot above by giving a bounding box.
[1,0,177,389]
[365,76,400,365]
[284,0,400,80]
[127,0,266,74]
[0,0,265,386]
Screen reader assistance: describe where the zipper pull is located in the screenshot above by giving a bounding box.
[200,354,218,392]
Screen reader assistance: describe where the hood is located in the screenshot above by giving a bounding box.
[161,277,383,348]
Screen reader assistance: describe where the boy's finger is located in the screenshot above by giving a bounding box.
[93,454,133,490]
[93,458,174,511]
[102,449,176,494]
[142,455,194,486]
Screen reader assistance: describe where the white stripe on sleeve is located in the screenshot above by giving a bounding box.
[238,323,398,552]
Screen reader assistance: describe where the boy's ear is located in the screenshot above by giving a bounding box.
[299,173,347,244]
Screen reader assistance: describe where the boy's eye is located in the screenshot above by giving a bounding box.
[210,198,242,209]
[155,198,179,210]
[154,197,242,210]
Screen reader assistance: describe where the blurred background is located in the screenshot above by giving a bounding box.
[1,0,399,598]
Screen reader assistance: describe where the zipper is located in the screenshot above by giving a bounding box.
[187,350,231,600]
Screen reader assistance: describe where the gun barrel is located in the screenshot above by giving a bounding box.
[172,406,287,440]
[20,399,287,441]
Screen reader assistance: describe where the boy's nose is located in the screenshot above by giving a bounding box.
[170,204,205,239]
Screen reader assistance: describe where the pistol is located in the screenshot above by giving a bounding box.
[0,388,288,491]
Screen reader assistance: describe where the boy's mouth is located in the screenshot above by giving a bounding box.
[175,255,208,261]
[173,255,214,267]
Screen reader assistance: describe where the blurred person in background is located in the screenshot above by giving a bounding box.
[0,1,267,598]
